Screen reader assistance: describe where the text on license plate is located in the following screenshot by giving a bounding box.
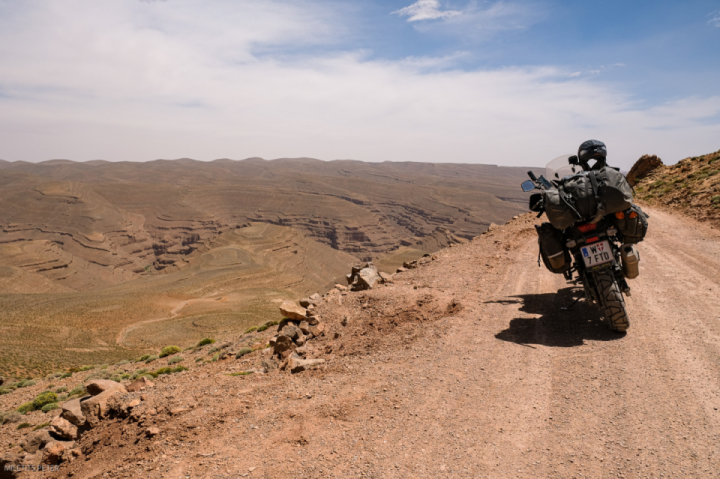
[581,240,613,268]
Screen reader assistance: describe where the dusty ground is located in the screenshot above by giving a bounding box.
[3,206,720,478]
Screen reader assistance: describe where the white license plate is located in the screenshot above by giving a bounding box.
[581,240,613,268]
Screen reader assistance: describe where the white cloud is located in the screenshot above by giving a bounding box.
[710,11,720,27]
[0,0,718,169]
[392,0,461,22]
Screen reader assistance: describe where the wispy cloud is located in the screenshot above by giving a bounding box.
[392,0,461,22]
[709,11,720,27]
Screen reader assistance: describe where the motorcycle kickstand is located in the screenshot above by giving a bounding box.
[561,295,583,311]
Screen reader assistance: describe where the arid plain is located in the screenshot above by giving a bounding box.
[0,158,531,377]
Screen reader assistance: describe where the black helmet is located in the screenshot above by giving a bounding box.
[578,139,607,169]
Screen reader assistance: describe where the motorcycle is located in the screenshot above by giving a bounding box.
[521,154,642,333]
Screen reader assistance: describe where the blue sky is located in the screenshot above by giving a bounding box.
[0,0,718,168]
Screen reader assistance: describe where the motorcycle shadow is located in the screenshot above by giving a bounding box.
[492,287,625,348]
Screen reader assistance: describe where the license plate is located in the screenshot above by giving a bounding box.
[581,240,613,269]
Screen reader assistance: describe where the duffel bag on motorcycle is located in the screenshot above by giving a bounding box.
[536,222,571,274]
[543,167,634,230]
[612,204,649,244]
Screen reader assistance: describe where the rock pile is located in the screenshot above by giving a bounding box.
[1,379,134,472]
[271,298,326,373]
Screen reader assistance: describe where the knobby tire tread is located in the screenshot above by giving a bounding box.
[596,270,630,332]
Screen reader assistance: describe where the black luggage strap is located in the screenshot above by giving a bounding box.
[588,170,605,223]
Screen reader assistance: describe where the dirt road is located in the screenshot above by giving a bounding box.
[44,207,720,479]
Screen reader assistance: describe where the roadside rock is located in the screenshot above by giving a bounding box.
[379,272,394,283]
[145,427,160,437]
[80,386,127,427]
[19,430,53,454]
[280,323,301,341]
[86,379,126,396]
[627,154,664,186]
[280,301,307,320]
[286,353,325,374]
[126,376,155,392]
[61,398,87,426]
[347,262,382,291]
[50,416,78,440]
[42,442,66,465]
[273,335,296,357]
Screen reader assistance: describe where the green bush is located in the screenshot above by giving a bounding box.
[60,372,72,379]
[68,385,87,397]
[32,392,58,411]
[228,371,253,376]
[244,326,257,334]
[0,388,11,395]
[100,364,109,370]
[33,422,50,431]
[54,386,67,393]
[116,360,129,366]
[256,324,268,332]
[140,355,151,361]
[41,403,59,413]
[235,347,253,359]
[58,394,68,401]
[197,338,215,347]
[168,356,183,365]
[211,353,220,362]
[79,365,93,371]
[195,357,203,363]
[711,195,720,204]
[121,373,131,380]
[159,345,181,358]
[265,320,280,327]
[17,422,32,430]
[145,355,159,364]
[17,402,35,414]
[172,366,188,373]
[17,380,36,388]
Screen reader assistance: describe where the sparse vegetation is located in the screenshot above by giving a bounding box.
[33,421,50,430]
[17,402,34,414]
[79,365,94,371]
[55,386,68,393]
[235,347,253,359]
[712,196,720,204]
[68,385,87,397]
[228,371,254,376]
[0,411,22,425]
[159,345,182,358]
[168,356,183,365]
[145,355,159,364]
[197,338,215,347]
[17,422,32,430]
[41,402,59,413]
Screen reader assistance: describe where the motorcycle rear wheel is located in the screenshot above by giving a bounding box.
[595,270,630,332]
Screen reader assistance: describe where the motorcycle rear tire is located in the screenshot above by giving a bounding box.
[595,270,630,332]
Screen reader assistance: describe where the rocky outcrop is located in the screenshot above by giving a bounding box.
[80,381,127,427]
[346,262,387,291]
[627,154,664,186]
[280,301,307,321]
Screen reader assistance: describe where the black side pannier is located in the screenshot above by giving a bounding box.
[542,167,634,230]
[536,222,571,274]
[613,204,649,244]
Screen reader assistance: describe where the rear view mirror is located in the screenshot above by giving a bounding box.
[521,180,536,192]
[529,193,543,211]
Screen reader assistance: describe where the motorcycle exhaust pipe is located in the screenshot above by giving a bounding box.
[621,245,640,279]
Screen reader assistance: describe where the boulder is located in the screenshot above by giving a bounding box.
[272,335,296,357]
[61,398,87,426]
[299,298,312,308]
[287,353,325,374]
[80,388,126,427]
[279,323,301,341]
[86,379,126,396]
[50,416,78,440]
[42,441,66,465]
[347,262,382,291]
[280,301,307,321]
[19,430,53,454]
[126,376,155,393]
[298,321,311,335]
[627,154,664,186]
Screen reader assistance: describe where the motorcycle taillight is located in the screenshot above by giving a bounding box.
[577,223,597,233]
